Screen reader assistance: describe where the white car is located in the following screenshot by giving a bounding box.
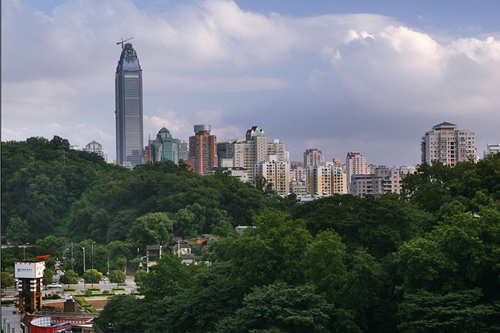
[47,283,63,288]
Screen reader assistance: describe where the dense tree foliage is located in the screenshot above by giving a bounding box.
[60,269,78,287]
[3,137,500,332]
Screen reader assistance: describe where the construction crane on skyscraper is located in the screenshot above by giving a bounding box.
[116,37,134,49]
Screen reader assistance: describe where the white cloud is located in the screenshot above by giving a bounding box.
[2,0,500,165]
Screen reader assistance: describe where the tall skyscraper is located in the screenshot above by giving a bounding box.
[188,125,218,175]
[115,43,143,168]
[421,122,476,166]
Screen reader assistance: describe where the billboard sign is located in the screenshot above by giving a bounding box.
[15,262,45,279]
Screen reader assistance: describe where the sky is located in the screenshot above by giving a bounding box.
[2,0,500,167]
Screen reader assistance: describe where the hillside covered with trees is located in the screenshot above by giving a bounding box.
[3,136,500,332]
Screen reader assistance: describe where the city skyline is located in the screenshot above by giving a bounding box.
[3,0,500,166]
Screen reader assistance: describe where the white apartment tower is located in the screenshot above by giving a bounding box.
[421,122,476,166]
[233,126,286,183]
[346,152,371,190]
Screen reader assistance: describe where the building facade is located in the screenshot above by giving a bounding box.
[82,140,107,162]
[150,127,179,163]
[115,43,144,168]
[303,149,325,169]
[188,125,217,175]
[232,126,286,183]
[346,152,372,191]
[307,162,347,196]
[349,165,415,196]
[255,155,290,195]
[484,142,500,159]
[421,122,476,166]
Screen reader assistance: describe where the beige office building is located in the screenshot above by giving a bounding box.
[421,122,476,166]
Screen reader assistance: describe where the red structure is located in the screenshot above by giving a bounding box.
[188,125,217,175]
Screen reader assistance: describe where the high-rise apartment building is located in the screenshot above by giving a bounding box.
[115,43,143,168]
[303,149,325,169]
[188,125,217,175]
[346,152,371,190]
[255,155,290,195]
[150,127,179,163]
[232,126,286,183]
[82,140,107,162]
[350,165,415,197]
[307,162,347,196]
[421,122,476,166]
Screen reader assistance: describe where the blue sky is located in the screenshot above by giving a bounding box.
[3,0,500,166]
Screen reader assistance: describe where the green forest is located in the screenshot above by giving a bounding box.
[2,136,500,332]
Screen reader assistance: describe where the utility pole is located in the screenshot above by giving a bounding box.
[91,242,96,270]
[82,247,86,273]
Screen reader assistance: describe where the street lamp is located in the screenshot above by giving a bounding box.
[82,247,86,273]
[23,243,29,260]
[91,242,96,270]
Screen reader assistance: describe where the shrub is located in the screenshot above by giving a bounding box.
[74,297,91,307]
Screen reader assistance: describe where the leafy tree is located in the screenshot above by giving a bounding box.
[216,282,334,333]
[128,212,173,248]
[303,229,347,301]
[60,269,78,287]
[6,217,30,244]
[35,235,67,258]
[95,294,145,333]
[217,211,313,289]
[43,268,54,286]
[291,194,433,259]
[1,272,15,288]
[398,289,500,332]
[397,212,500,294]
[134,269,147,285]
[145,262,243,333]
[137,252,190,301]
[83,269,103,288]
[108,270,126,287]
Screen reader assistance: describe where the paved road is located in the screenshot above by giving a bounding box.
[46,276,137,295]
[1,305,22,333]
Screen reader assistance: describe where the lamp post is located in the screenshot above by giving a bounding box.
[82,247,86,273]
[23,243,29,260]
[91,242,96,270]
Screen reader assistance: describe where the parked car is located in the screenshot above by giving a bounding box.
[47,283,63,288]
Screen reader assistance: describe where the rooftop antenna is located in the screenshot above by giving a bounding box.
[117,37,134,49]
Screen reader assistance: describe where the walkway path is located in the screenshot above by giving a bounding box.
[1,305,22,333]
